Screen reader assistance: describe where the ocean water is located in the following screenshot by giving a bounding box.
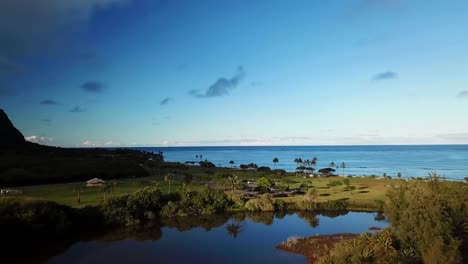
[134,145,468,180]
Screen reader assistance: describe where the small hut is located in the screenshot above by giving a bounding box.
[86,178,106,187]
[0,189,23,195]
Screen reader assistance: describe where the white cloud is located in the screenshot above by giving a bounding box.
[81,139,121,147]
[25,135,54,145]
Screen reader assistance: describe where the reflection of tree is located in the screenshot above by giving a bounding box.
[231,211,246,222]
[275,210,294,219]
[318,210,349,218]
[98,222,163,242]
[161,214,230,232]
[297,211,320,228]
[246,211,275,226]
[225,220,244,239]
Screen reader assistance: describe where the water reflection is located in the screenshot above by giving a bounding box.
[225,220,245,239]
[7,210,384,264]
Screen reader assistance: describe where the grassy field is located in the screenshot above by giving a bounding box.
[5,165,396,210]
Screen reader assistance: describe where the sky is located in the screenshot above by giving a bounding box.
[1,0,468,147]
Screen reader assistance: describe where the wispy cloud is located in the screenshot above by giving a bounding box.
[40,99,59,105]
[456,90,468,99]
[189,66,245,98]
[372,71,398,81]
[70,105,86,113]
[160,97,173,105]
[81,81,105,93]
[152,122,160,126]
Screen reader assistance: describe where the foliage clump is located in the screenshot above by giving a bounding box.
[161,187,228,217]
[244,194,275,211]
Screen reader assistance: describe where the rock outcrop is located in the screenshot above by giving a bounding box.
[0,109,26,147]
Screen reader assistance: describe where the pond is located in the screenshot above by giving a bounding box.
[42,211,386,264]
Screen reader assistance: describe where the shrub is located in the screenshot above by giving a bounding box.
[257,177,275,189]
[244,194,275,211]
[161,188,229,217]
[384,174,467,262]
[199,161,215,168]
[327,181,343,187]
[126,187,163,222]
[101,195,131,225]
[257,166,271,172]
[275,199,287,211]
[272,169,286,176]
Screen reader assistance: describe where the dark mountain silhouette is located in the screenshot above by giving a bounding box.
[0,109,154,186]
[0,109,26,147]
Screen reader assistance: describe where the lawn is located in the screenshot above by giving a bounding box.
[8,165,397,210]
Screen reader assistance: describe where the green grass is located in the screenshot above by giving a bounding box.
[9,165,397,209]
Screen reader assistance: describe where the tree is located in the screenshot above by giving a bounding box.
[165,173,174,194]
[329,161,336,169]
[273,157,279,168]
[257,177,275,192]
[101,182,116,200]
[318,168,336,176]
[340,162,346,176]
[227,174,239,199]
[229,160,235,168]
[311,157,318,170]
[397,172,402,179]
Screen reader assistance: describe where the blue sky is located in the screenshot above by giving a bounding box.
[1,0,468,147]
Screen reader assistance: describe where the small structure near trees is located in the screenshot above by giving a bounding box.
[0,189,22,195]
[86,178,106,187]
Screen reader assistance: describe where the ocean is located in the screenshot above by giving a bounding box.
[133,145,468,180]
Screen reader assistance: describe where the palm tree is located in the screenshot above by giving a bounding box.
[341,162,346,176]
[397,172,401,179]
[165,173,174,194]
[311,157,318,171]
[329,162,336,169]
[273,157,279,169]
[229,160,235,168]
[228,175,239,199]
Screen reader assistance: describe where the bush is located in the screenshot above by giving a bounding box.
[272,169,286,176]
[101,187,163,225]
[257,166,271,172]
[126,187,163,222]
[244,194,275,211]
[275,199,287,211]
[0,198,74,234]
[199,160,215,168]
[327,181,343,187]
[384,174,467,262]
[161,188,229,217]
[318,229,400,264]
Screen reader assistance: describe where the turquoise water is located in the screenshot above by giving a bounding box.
[48,211,387,264]
[134,145,468,180]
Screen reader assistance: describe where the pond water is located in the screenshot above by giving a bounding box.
[44,211,387,264]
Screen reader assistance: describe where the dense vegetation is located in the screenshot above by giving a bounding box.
[0,146,157,186]
[316,175,468,264]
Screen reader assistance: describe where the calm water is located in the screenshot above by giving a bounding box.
[134,145,468,180]
[47,211,387,264]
